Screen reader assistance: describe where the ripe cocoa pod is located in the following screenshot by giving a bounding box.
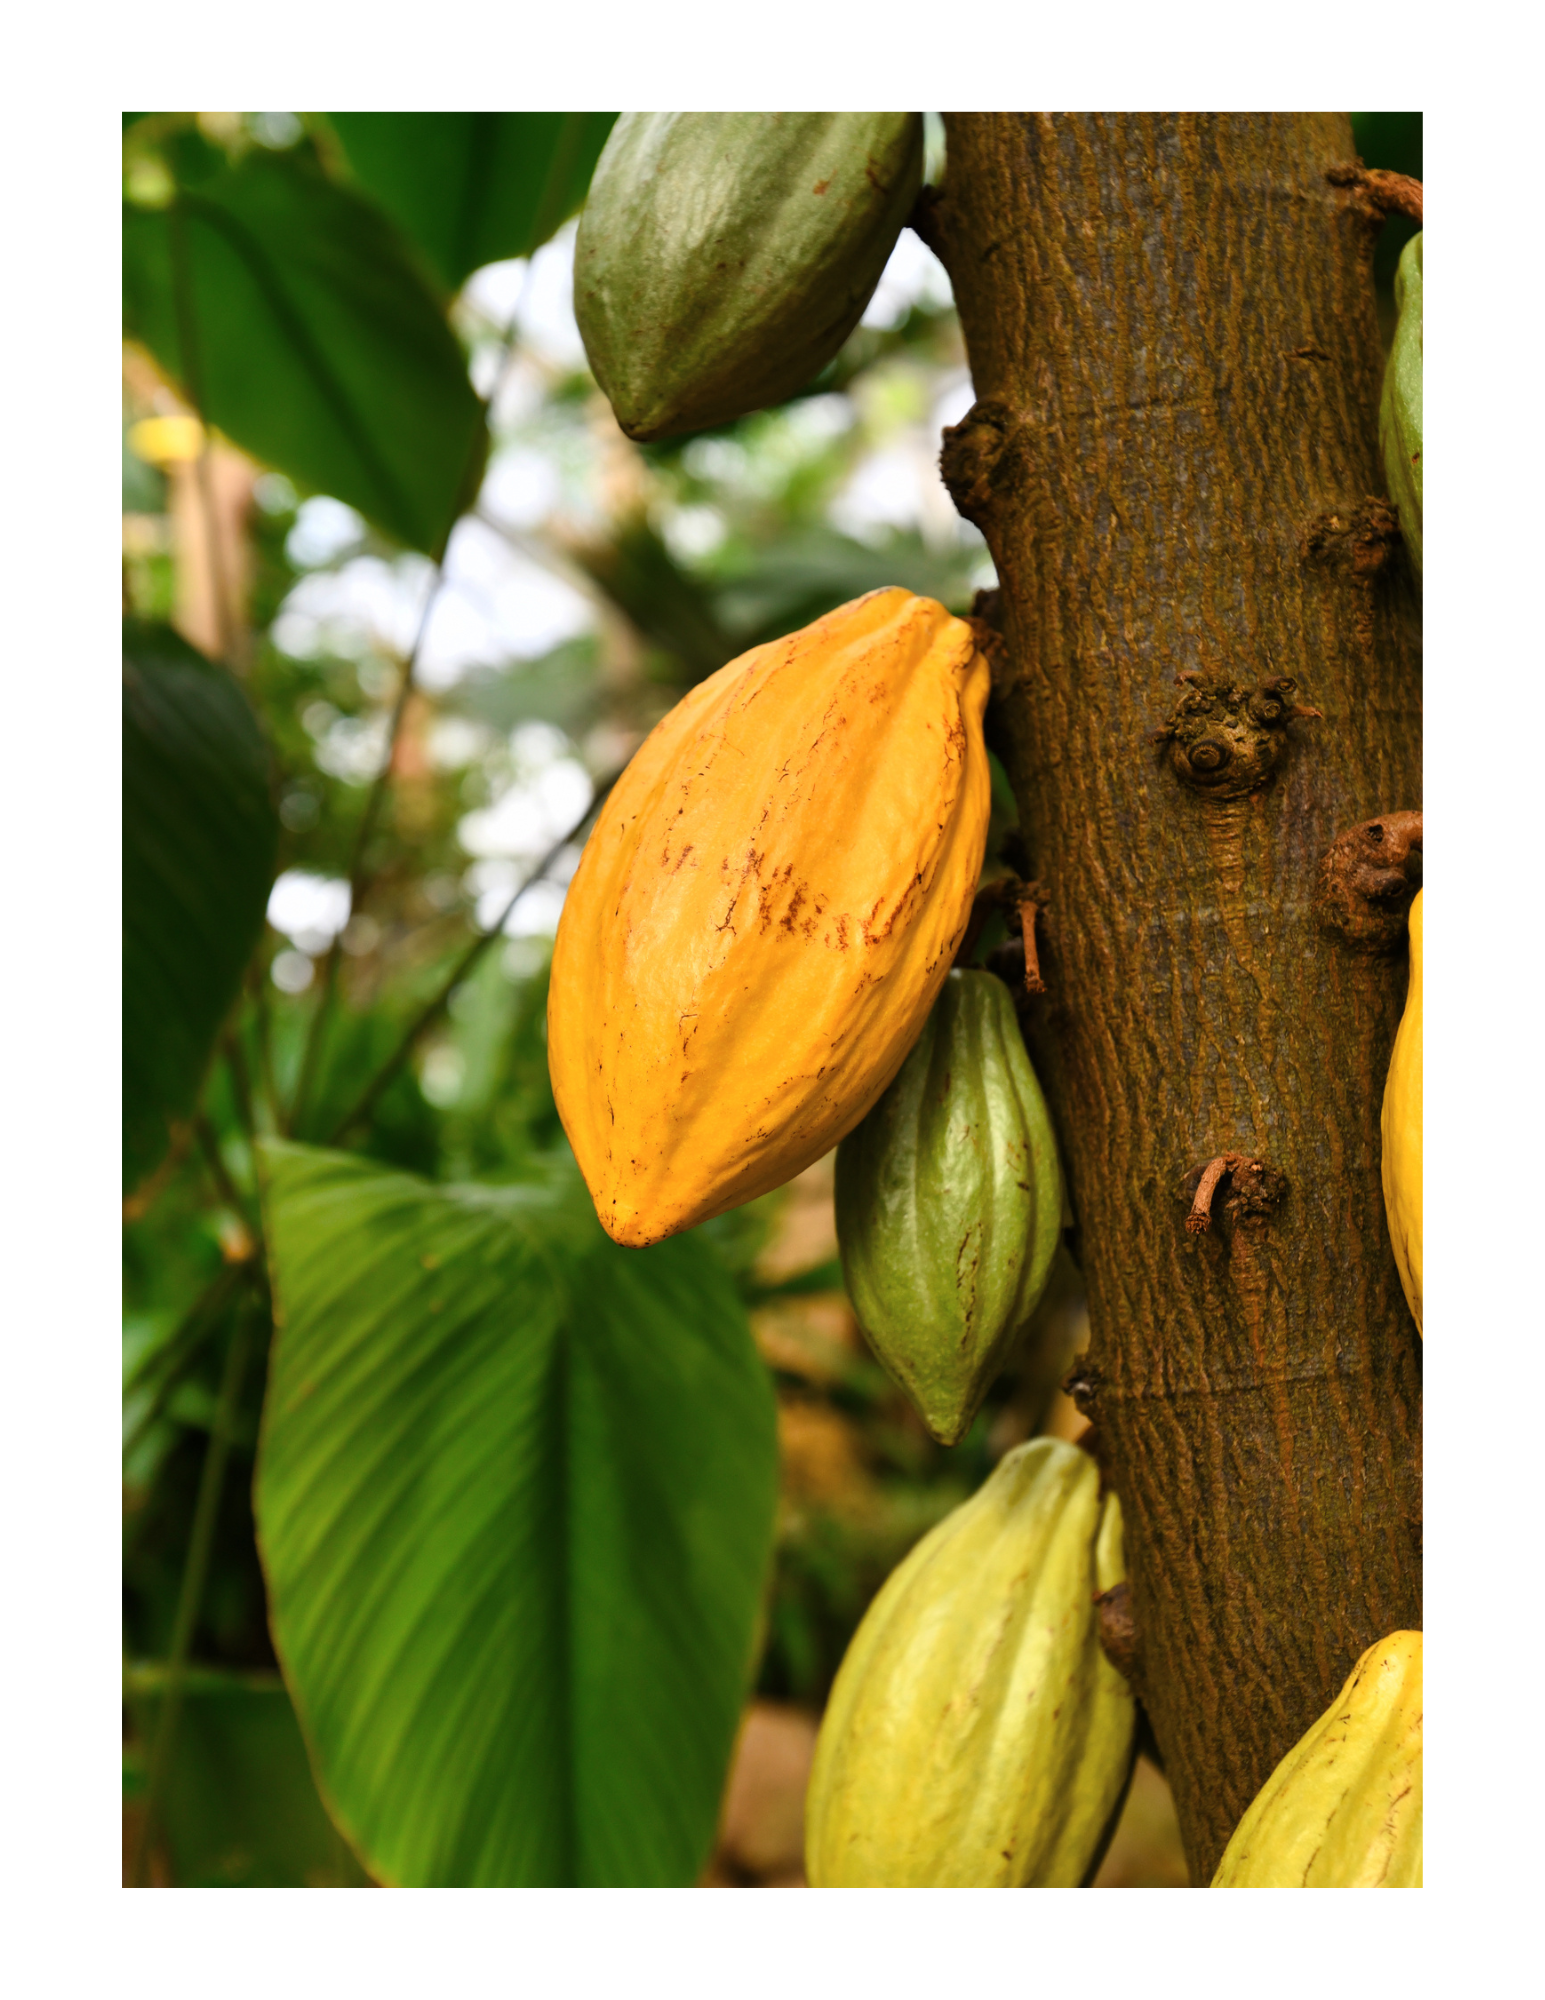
[573,113,924,441]
[1212,1630,1422,1887]
[804,1437,1136,1887]
[1380,231,1423,575]
[1381,889,1422,1334]
[834,967,1065,1444]
[548,589,991,1248]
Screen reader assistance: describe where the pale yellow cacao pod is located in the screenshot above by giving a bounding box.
[804,1437,1135,1886]
[1212,1630,1422,1887]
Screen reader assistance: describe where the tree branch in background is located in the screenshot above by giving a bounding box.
[195,1115,260,1251]
[285,283,536,1139]
[327,775,618,1147]
[122,1259,262,1468]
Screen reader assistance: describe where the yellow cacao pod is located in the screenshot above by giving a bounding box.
[1381,890,1422,1334]
[548,589,991,1248]
[804,1437,1136,1886]
[1212,1630,1422,1887]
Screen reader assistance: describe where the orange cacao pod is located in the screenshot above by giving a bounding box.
[548,588,992,1247]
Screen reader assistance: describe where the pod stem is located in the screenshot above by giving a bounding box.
[1018,890,1047,995]
[1186,1153,1251,1235]
[1326,162,1423,225]
[955,874,1048,994]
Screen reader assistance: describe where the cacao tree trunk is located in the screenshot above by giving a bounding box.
[926,113,1422,1881]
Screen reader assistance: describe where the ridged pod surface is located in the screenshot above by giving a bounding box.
[1212,1631,1422,1886]
[834,968,1065,1443]
[804,1438,1135,1887]
[548,590,991,1248]
[1380,232,1423,575]
[1381,890,1422,1334]
[573,113,924,441]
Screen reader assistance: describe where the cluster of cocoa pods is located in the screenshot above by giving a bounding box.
[552,114,1423,1887]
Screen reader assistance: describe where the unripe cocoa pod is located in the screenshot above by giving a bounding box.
[573,113,924,441]
[804,1437,1136,1887]
[834,967,1065,1444]
[1212,1630,1422,1887]
[1380,231,1422,575]
[1381,889,1422,1334]
[548,589,991,1248]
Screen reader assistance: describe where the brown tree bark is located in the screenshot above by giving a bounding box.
[926,114,1422,1881]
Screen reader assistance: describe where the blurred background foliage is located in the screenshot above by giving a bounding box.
[122,109,1415,1888]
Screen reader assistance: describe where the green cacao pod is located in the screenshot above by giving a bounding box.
[573,113,924,441]
[834,967,1065,1444]
[1380,231,1422,576]
[1212,1630,1422,1887]
[804,1437,1135,1887]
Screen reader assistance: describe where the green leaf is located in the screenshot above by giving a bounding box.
[124,1666,372,1886]
[329,113,618,295]
[712,527,986,647]
[123,621,278,1193]
[254,1141,778,1886]
[122,148,486,555]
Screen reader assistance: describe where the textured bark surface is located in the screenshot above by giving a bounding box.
[929,114,1422,1881]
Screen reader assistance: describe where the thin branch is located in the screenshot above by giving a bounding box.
[122,1262,261,1465]
[220,1023,260,1144]
[194,1116,259,1254]
[129,1308,257,1886]
[248,966,281,1131]
[1018,892,1048,996]
[1327,163,1423,227]
[192,443,237,665]
[1186,1153,1252,1235]
[1364,169,1423,226]
[283,574,441,1137]
[122,1121,195,1226]
[123,1263,245,1403]
[326,774,619,1147]
[285,278,536,1139]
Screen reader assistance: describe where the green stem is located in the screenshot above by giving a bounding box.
[284,285,535,1140]
[123,1260,255,1468]
[129,1307,256,1886]
[283,613,430,1138]
[326,776,617,1147]
[195,1116,259,1243]
[249,966,282,1132]
[221,1021,261,1143]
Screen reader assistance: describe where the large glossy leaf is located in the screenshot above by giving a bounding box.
[123,621,278,1192]
[122,148,486,555]
[329,113,618,295]
[254,1141,778,1886]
